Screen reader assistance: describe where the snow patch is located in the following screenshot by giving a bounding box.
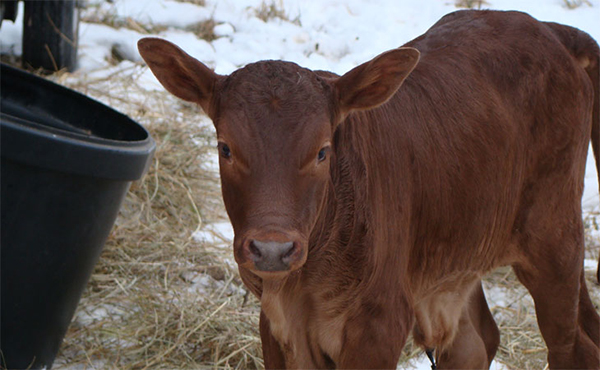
[401,353,509,370]
[585,259,598,271]
[181,270,246,297]
[192,221,234,247]
[74,303,129,326]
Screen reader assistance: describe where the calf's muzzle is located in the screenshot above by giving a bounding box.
[248,240,297,272]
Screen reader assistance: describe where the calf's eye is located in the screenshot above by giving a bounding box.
[218,143,231,159]
[317,147,328,162]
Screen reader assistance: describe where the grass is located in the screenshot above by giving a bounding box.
[253,0,301,26]
[80,2,167,35]
[563,0,593,9]
[454,0,490,9]
[81,2,222,43]
[174,0,206,5]
[185,18,219,42]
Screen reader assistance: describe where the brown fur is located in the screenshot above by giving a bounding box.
[139,10,600,369]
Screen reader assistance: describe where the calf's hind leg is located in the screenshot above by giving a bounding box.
[513,226,600,369]
[436,282,499,369]
[578,270,599,346]
[468,283,500,365]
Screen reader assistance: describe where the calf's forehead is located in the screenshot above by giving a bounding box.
[213,61,334,142]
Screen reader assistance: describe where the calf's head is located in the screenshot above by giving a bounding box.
[138,38,419,278]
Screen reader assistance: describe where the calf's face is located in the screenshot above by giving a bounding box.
[214,65,334,275]
[138,38,419,279]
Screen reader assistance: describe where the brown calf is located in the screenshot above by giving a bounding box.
[139,9,600,369]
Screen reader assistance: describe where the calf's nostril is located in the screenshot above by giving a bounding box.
[249,241,262,258]
[281,242,295,259]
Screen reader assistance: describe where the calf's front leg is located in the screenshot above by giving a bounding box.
[260,310,286,369]
[337,300,413,369]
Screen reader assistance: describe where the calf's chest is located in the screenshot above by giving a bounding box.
[261,290,347,368]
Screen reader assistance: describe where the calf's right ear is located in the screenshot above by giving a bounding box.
[332,47,420,120]
[137,37,223,115]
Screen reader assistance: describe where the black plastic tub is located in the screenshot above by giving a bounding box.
[0,64,155,369]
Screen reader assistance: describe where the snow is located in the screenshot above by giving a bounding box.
[585,258,599,271]
[51,361,106,370]
[181,269,246,297]
[406,355,507,370]
[74,303,134,327]
[192,221,235,247]
[77,24,140,70]
[0,3,23,55]
[1,1,598,368]
[94,0,213,28]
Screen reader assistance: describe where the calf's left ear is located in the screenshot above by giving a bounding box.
[333,47,420,119]
[137,37,224,116]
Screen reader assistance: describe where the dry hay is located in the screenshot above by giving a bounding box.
[29,64,600,369]
[54,121,262,369]
[51,66,263,369]
[454,0,490,9]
